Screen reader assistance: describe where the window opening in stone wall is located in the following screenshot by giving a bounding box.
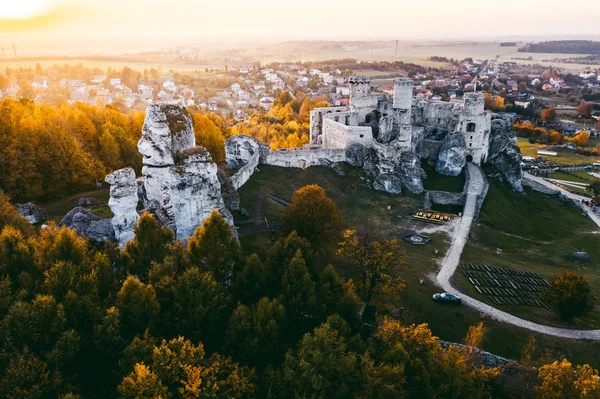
[467,122,476,132]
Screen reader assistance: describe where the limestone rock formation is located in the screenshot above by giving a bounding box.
[86,220,115,243]
[347,142,425,194]
[15,202,46,224]
[436,131,467,176]
[225,134,261,169]
[373,174,403,194]
[163,148,235,240]
[397,152,426,194]
[486,114,523,191]
[105,168,139,247]
[217,169,240,211]
[138,103,196,167]
[59,207,99,235]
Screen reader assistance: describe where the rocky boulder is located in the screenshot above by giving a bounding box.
[138,103,196,167]
[397,152,426,194]
[15,202,46,224]
[77,197,98,206]
[345,143,377,167]
[373,174,402,194]
[86,219,115,243]
[59,206,99,235]
[436,131,466,176]
[105,168,140,247]
[486,114,523,191]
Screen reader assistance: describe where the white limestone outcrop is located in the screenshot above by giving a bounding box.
[164,148,235,240]
[105,168,139,247]
[138,103,196,167]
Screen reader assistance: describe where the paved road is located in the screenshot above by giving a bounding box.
[435,165,600,340]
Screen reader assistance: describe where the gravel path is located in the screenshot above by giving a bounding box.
[435,165,600,340]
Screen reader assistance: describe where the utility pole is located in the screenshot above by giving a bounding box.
[12,43,17,58]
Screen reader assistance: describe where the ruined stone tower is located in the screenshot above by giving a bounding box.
[393,77,414,150]
[459,92,491,165]
[348,76,370,102]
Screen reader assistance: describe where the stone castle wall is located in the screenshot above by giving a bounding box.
[263,146,347,168]
[322,118,373,149]
[230,150,260,190]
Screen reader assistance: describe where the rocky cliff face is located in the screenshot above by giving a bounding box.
[436,131,467,176]
[163,148,235,240]
[486,114,523,191]
[105,168,140,247]
[346,143,425,194]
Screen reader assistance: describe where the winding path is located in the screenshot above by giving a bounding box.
[435,165,600,340]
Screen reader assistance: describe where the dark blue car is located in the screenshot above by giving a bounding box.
[432,292,462,304]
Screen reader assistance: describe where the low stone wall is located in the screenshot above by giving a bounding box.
[430,190,465,206]
[522,177,560,195]
[322,118,373,149]
[230,151,260,190]
[440,341,511,368]
[264,147,347,168]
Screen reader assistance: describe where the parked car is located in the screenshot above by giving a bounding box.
[432,292,462,304]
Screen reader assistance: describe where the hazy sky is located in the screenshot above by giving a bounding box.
[1,0,599,53]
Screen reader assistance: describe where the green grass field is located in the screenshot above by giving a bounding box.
[457,179,600,330]
[237,164,600,366]
[517,137,600,165]
[40,187,112,223]
[422,163,466,193]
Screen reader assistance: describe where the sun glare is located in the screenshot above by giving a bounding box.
[0,0,55,20]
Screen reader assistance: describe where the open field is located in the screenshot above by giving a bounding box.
[517,137,600,165]
[244,41,592,73]
[457,179,600,330]
[237,164,600,366]
[0,59,222,73]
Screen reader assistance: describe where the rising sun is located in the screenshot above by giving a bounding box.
[0,1,56,20]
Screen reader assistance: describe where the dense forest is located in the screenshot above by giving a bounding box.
[0,91,319,203]
[518,40,600,54]
[0,184,599,398]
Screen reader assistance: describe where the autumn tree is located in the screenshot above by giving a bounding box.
[191,113,226,163]
[281,185,346,247]
[225,297,287,366]
[541,108,557,122]
[118,363,170,399]
[570,130,590,146]
[587,179,600,196]
[543,271,594,320]
[186,210,241,283]
[535,359,600,399]
[116,276,160,337]
[338,229,405,308]
[577,101,593,117]
[122,213,174,280]
[283,321,360,398]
